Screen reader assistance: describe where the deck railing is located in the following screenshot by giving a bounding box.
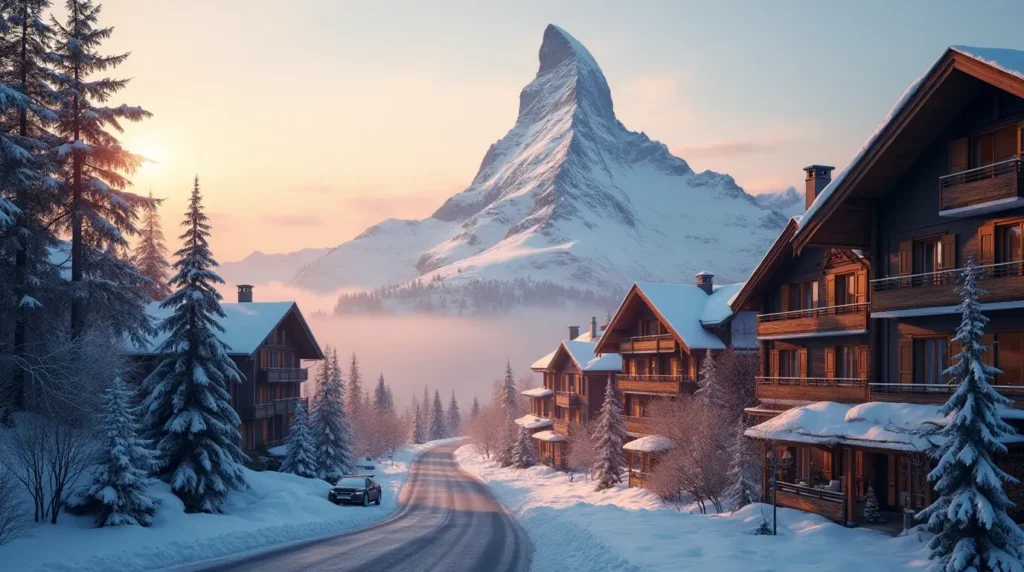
[757,302,869,323]
[776,481,845,504]
[939,158,1023,212]
[756,376,868,387]
[261,367,309,383]
[245,397,307,419]
[871,260,1024,292]
[616,373,694,382]
[939,157,1021,190]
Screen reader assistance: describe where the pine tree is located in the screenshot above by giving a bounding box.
[131,190,171,300]
[428,389,446,440]
[863,485,882,524]
[511,426,537,469]
[409,396,424,445]
[347,352,363,419]
[723,417,760,511]
[694,348,723,408]
[280,399,317,479]
[310,347,354,482]
[446,391,461,437]
[139,177,247,513]
[592,375,627,491]
[470,397,480,419]
[67,377,158,527]
[373,373,389,413]
[496,361,519,466]
[919,259,1024,572]
[51,0,154,337]
[385,385,394,412]
[498,360,517,415]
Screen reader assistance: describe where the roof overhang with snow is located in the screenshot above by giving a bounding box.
[623,434,674,453]
[531,430,566,442]
[515,414,554,430]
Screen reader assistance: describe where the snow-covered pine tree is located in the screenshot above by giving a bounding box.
[373,373,389,413]
[498,360,517,416]
[310,346,354,482]
[511,426,536,469]
[68,377,158,527]
[279,399,317,479]
[446,391,461,437]
[694,348,723,409]
[347,352,363,419]
[428,389,446,440]
[50,0,154,338]
[722,417,760,510]
[919,258,1024,571]
[470,397,480,419]
[131,191,171,300]
[592,375,627,491]
[139,177,247,513]
[863,485,881,524]
[496,360,520,466]
[385,385,394,412]
[409,396,424,444]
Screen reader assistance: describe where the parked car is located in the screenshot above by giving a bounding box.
[328,475,382,507]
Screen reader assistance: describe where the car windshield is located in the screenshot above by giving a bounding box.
[335,478,366,488]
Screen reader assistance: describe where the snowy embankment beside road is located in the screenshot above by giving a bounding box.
[455,444,931,572]
[1,439,460,572]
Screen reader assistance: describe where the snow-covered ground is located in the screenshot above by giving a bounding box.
[1,440,460,572]
[455,444,932,572]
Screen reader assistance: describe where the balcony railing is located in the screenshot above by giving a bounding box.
[260,367,309,383]
[775,481,846,523]
[615,373,695,395]
[244,397,307,419]
[756,377,869,403]
[618,334,677,354]
[871,261,1024,312]
[870,383,1024,406]
[756,303,869,338]
[939,157,1024,214]
[555,391,579,408]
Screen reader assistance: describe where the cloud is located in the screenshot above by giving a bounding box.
[740,177,798,195]
[674,138,795,158]
[261,213,325,227]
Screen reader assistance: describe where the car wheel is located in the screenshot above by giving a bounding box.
[362,494,369,507]
[375,491,381,505]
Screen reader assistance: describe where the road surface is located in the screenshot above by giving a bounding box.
[198,444,532,572]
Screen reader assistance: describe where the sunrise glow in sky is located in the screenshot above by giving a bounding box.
[100,0,1024,261]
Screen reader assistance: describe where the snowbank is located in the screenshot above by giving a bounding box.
[455,444,931,572]
[0,440,453,572]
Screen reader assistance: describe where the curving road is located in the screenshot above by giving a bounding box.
[197,444,532,572]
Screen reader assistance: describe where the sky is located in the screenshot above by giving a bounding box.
[87,0,1024,262]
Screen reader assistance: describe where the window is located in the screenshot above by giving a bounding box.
[836,346,858,379]
[997,222,1024,264]
[914,239,941,275]
[995,332,1024,386]
[972,124,1019,168]
[914,338,948,384]
[834,273,856,305]
[787,280,818,311]
[779,349,800,377]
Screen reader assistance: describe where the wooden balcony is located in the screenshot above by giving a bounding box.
[871,262,1024,313]
[553,418,570,436]
[623,415,650,435]
[756,377,869,403]
[618,334,678,354]
[870,383,1024,406]
[939,158,1024,216]
[615,374,695,396]
[756,303,869,339]
[775,482,846,524]
[243,397,307,420]
[259,367,309,383]
[555,391,579,408]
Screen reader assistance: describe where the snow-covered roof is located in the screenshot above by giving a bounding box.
[531,349,558,371]
[562,340,621,372]
[744,401,1024,452]
[531,430,566,443]
[630,282,745,350]
[623,435,674,453]
[521,387,553,398]
[515,414,554,430]
[952,46,1024,81]
[127,301,302,357]
[530,324,607,371]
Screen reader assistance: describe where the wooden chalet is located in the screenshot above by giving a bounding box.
[126,285,324,451]
[527,318,621,469]
[732,46,1024,526]
[594,274,757,487]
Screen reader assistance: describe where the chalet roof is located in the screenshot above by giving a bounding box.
[624,282,743,351]
[126,301,324,359]
[530,326,620,372]
[531,349,557,371]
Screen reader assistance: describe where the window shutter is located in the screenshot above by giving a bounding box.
[898,240,913,276]
[979,224,996,265]
[898,339,913,384]
[770,349,780,378]
[798,348,808,378]
[824,347,836,378]
[779,284,790,312]
[939,234,956,270]
[948,137,968,173]
[857,346,871,379]
[825,275,836,307]
[995,126,1018,161]
[855,270,868,303]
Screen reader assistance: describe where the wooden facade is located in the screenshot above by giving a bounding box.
[733,48,1024,526]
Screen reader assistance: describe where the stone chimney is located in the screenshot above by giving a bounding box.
[803,165,835,209]
[590,316,598,339]
[696,271,714,295]
[237,284,253,303]
[568,325,580,340]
